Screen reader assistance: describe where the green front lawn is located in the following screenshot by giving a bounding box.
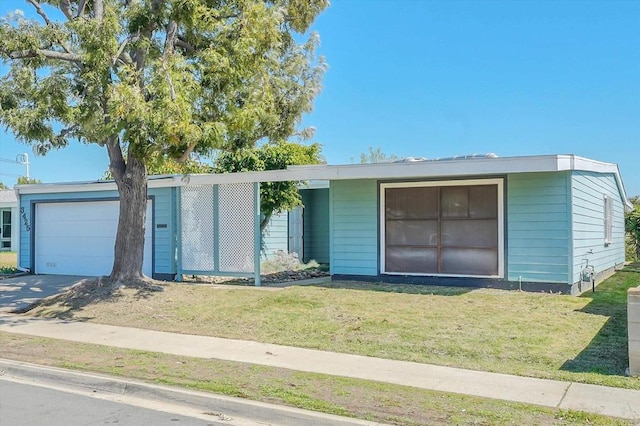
[29,268,640,389]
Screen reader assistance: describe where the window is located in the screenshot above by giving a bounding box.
[604,195,613,246]
[0,209,10,250]
[380,179,504,277]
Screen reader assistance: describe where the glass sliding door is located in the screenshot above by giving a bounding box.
[382,180,503,277]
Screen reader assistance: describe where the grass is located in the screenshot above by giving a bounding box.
[0,332,631,426]
[29,267,640,390]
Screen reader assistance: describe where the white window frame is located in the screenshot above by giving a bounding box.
[604,195,613,246]
[380,178,505,278]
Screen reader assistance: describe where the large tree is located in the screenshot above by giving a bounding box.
[0,0,327,283]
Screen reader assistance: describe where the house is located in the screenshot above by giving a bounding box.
[15,154,631,294]
[0,190,18,252]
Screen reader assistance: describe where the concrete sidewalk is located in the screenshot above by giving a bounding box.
[1,313,639,421]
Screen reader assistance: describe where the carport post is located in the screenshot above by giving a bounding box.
[254,182,261,287]
[175,186,183,282]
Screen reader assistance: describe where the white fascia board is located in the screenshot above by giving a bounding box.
[323,155,563,181]
[11,154,631,208]
[180,167,336,185]
[15,176,181,195]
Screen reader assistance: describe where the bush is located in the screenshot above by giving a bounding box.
[261,250,319,274]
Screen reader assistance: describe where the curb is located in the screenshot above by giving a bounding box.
[0,358,386,426]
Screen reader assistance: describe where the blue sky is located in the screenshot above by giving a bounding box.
[1,0,639,196]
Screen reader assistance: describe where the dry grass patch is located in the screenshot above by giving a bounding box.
[0,251,17,271]
[27,271,640,389]
[0,332,630,426]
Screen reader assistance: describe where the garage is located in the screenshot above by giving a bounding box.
[34,200,153,276]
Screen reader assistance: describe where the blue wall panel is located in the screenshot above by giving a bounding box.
[330,180,378,276]
[261,211,289,260]
[301,188,330,264]
[507,172,571,284]
[571,171,625,283]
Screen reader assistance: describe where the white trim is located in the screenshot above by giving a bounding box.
[379,178,505,279]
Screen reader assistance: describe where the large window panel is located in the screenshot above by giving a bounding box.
[386,247,438,273]
[382,180,502,277]
[469,185,498,218]
[440,219,497,247]
[386,219,438,246]
[441,248,498,275]
[385,187,438,219]
[441,187,468,218]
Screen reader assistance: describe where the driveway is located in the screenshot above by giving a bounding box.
[0,275,89,313]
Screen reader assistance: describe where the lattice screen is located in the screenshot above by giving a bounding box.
[218,182,256,273]
[180,185,215,271]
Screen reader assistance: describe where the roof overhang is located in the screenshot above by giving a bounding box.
[14,154,633,210]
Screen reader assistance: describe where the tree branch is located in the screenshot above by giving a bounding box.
[76,0,87,18]
[8,49,82,63]
[177,142,198,163]
[94,0,104,22]
[164,21,177,57]
[175,38,195,53]
[161,60,176,101]
[27,0,78,66]
[27,0,52,25]
[113,34,138,66]
[59,0,74,20]
[59,125,78,138]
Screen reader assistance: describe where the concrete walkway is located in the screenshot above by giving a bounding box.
[1,313,639,421]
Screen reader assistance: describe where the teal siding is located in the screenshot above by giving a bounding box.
[18,187,175,276]
[507,172,571,284]
[301,188,330,264]
[571,171,625,284]
[261,211,288,259]
[330,180,378,276]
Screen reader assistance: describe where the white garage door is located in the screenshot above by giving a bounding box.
[35,200,153,276]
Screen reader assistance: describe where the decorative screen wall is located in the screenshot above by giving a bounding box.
[382,180,503,277]
[179,182,258,277]
[180,185,216,271]
[218,183,256,273]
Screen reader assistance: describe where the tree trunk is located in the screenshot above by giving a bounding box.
[110,155,148,282]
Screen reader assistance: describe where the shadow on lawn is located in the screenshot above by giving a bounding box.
[560,272,637,376]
